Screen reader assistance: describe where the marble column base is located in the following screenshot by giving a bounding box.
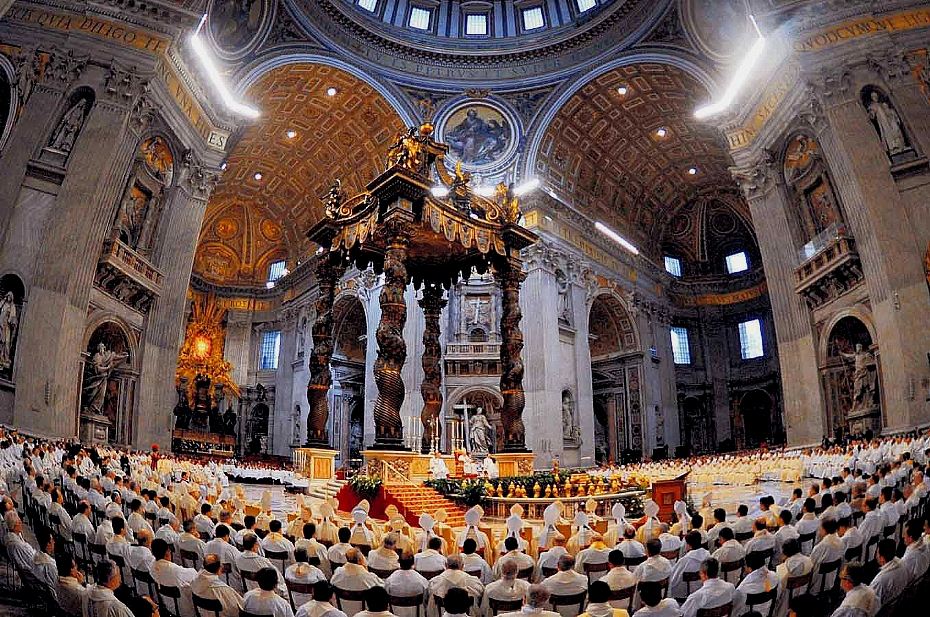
[494,452,536,477]
[293,447,337,480]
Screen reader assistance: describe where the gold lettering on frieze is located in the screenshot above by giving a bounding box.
[794,9,930,53]
[6,7,169,54]
[671,282,768,307]
[155,59,216,144]
[726,62,799,151]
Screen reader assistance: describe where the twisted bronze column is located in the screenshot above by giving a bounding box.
[373,222,410,449]
[305,255,343,448]
[419,283,446,453]
[498,258,527,451]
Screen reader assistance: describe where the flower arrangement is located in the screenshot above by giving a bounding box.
[348,474,383,500]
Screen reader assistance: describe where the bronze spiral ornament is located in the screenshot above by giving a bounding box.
[373,229,409,448]
[306,258,343,447]
[499,260,527,451]
[419,283,446,452]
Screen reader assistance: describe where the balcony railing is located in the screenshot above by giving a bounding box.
[445,342,501,358]
[797,223,848,266]
[794,223,863,309]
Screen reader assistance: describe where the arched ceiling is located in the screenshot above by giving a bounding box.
[194,63,405,285]
[534,63,739,253]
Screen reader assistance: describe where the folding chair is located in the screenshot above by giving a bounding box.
[744,589,777,617]
[697,602,733,617]
[159,584,183,617]
[390,593,425,617]
[192,593,223,617]
[489,598,522,616]
[607,585,635,612]
[721,558,745,585]
[549,591,587,617]
[583,560,609,583]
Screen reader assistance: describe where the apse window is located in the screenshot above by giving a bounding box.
[260,331,281,371]
[267,260,287,283]
[357,0,377,11]
[670,326,691,365]
[725,251,749,274]
[739,319,764,360]
[409,6,432,30]
[522,6,545,30]
[577,0,597,12]
[664,256,682,277]
[465,13,488,36]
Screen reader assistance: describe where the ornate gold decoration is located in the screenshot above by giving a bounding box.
[176,293,239,399]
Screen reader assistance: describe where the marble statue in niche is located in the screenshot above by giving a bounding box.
[469,407,492,456]
[562,390,581,444]
[112,137,172,255]
[864,89,907,157]
[556,268,572,326]
[0,291,18,377]
[48,98,89,155]
[842,343,878,413]
[82,343,128,415]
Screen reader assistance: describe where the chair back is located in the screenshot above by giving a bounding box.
[192,592,223,617]
[682,569,701,595]
[549,591,587,615]
[735,531,753,543]
[583,561,609,581]
[159,584,183,617]
[334,587,368,612]
[845,546,862,562]
[180,548,201,569]
[418,569,443,580]
[434,593,474,612]
[660,549,680,561]
[745,589,777,617]
[607,585,635,611]
[517,566,535,580]
[371,567,397,579]
[542,566,557,578]
[240,611,273,617]
[352,544,372,556]
[390,593,424,617]
[697,602,733,617]
[817,558,842,595]
[131,567,157,596]
[108,552,125,568]
[882,525,896,538]
[264,549,289,571]
[785,571,812,599]
[489,598,523,616]
[285,579,316,611]
[798,532,815,552]
[625,555,646,567]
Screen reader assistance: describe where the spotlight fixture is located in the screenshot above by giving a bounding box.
[220,162,227,170]
[514,178,540,196]
[430,186,450,198]
[617,85,629,96]
[190,15,260,118]
[595,221,640,255]
[326,87,338,97]
[655,127,668,138]
[286,129,297,139]
[265,281,275,289]
[694,15,766,119]
[688,167,698,176]
[253,172,263,181]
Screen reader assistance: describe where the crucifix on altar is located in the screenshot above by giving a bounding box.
[296,114,539,482]
[450,398,472,451]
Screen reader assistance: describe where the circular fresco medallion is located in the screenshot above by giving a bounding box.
[710,210,737,235]
[261,219,282,242]
[681,0,754,63]
[207,0,273,59]
[214,217,239,239]
[436,100,519,173]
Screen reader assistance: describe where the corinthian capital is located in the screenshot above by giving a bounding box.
[730,151,778,202]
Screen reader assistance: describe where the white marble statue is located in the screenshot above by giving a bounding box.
[49,99,89,153]
[0,292,18,373]
[562,390,580,443]
[867,91,907,155]
[842,343,877,413]
[469,407,491,455]
[82,343,128,414]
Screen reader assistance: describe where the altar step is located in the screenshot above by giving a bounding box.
[307,479,346,501]
[382,483,468,527]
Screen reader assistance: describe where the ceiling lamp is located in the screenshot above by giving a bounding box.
[595,222,640,255]
[253,172,263,181]
[326,87,338,97]
[617,85,629,96]
[286,130,297,139]
[694,16,766,119]
[190,15,260,118]
[655,127,668,138]
[688,167,698,176]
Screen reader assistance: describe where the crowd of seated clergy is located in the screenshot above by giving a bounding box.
[0,428,929,617]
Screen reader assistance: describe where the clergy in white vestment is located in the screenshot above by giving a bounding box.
[808,519,844,594]
[190,555,243,617]
[857,499,884,561]
[415,535,448,574]
[541,555,588,617]
[429,554,485,605]
[285,548,327,608]
[658,524,683,557]
[743,520,776,557]
[498,506,529,553]
[734,551,778,617]
[328,527,354,569]
[773,540,812,617]
[680,558,742,617]
[104,517,133,586]
[355,585,401,617]
[494,536,536,580]
[5,514,36,573]
[384,554,429,617]
[669,501,690,538]
[602,549,637,599]
[869,539,909,605]
[429,453,449,480]
[31,526,58,593]
[668,533,709,598]
[604,503,629,548]
[711,528,746,585]
[57,554,88,617]
[205,524,243,591]
[483,560,531,614]
[330,548,385,616]
[631,583,682,617]
[496,584,562,617]
[242,566,295,617]
[295,522,332,578]
[349,507,377,549]
[263,519,297,570]
[773,511,799,557]
[636,500,661,544]
[417,513,447,555]
[575,533,611,579]
[537,502,566,551]
[539,535,571,575]
[832,563,879,617]
[368,533,401,574]
[900,520,930,585]
[179,519,208,564]
[616,527,646,561]
[82,560,136,617]
[461,538,493,583]
[238,533,283,592]
[151,537,199,617]
[294,581,349,617]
